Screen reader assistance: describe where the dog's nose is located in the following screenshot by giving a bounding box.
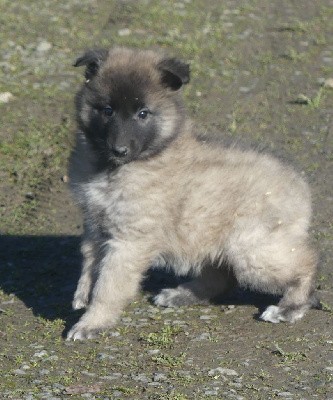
[112,146,128,157]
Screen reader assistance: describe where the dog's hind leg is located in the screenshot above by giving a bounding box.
[260,253,318,323]
[260,242,318,323]
[224,219,318,323]
[154,266,236,307]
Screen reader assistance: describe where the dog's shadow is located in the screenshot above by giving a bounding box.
[0,234,277,335]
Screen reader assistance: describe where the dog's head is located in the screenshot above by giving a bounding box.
[74,47,190,169]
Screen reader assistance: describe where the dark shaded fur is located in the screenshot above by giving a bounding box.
[74,50,188,171]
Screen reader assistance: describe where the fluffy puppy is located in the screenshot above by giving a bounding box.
[67,47,318,340]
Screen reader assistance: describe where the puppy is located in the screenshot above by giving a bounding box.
[67,47,318,340]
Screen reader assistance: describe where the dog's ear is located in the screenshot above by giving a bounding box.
[73,49,108,80]
[157,58,190,90]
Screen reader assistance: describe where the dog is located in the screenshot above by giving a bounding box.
[66,47,318,340]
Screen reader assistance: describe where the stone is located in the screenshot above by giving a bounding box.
[36,41,52,52]
[208,367,238,377]
[0,92,14,103]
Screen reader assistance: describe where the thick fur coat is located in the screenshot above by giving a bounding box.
[67,47,318,340]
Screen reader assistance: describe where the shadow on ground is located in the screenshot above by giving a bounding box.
[0,235,279,329]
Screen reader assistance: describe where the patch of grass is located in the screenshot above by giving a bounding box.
[36,317,65,339]
[0,116,72,233]
[277,20,309,33]
[158,393,189,400]
[258,51,275,70]
[228,116,238,134]
[1,308,15,317]
[169,370,196,384]
[280,47,305,62]
[272,343,307,363]
[152,352,186,368]
[0,117,71,176]
[320,302,333,313]
[292,87,326,109]
[257,369,272,380]
[140,325,181,348]
[111,386,138,396]
[308,87,325,109]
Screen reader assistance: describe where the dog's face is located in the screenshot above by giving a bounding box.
[74,48,190,169]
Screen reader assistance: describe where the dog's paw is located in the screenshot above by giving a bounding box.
[66,322,102,341]
[72,287,90,310]
[260,304,308,323]
[260,305,286,323]
[72,296,88,310]
[153,287,204,307]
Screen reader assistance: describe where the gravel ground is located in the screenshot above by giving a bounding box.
[0,0,332,399]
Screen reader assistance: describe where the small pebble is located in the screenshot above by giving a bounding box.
[46,355,59,362]
[131,373,150,383]
[172,320,187,325]
[97,353,115,361]
[161,308,175,314]
[33,350,48,358]
[101,376,117,381]
[208,367,238,377]
[30,344,44,349]
[36,40,52,52]
[324,78,333,88]
[53,383,65,390]
[108,331,121,337]
[193,332,211,341]
[39,369,50,375]
[2,298,15,305]
[25,192,35,200]
[0,92,14,103]
[81,371,96,376]
[153,372,167,382]
[118,28,131,36]
[13,369,26,376]
[204,389,219,395]
[147,349,160,355]
[200,315,216,320]
[239,86,251,93]
[112,390,124,397]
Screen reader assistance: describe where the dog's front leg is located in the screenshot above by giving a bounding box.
[67,240,152,340]
[72,238,96,310]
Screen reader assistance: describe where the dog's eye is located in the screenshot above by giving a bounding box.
[103,106,113,117]
[138,109,149,120]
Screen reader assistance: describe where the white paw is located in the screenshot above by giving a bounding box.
[66,322,100,341]
[154,289,178,307]
[153,287,203,307]
[72,296,88,310]
[260,305,286,323]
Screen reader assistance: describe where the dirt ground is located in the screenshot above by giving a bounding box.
[0,0,332,399]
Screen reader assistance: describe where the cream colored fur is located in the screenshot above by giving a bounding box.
[67,49,318,340]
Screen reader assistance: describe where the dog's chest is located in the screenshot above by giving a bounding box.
[83,168,165,237]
